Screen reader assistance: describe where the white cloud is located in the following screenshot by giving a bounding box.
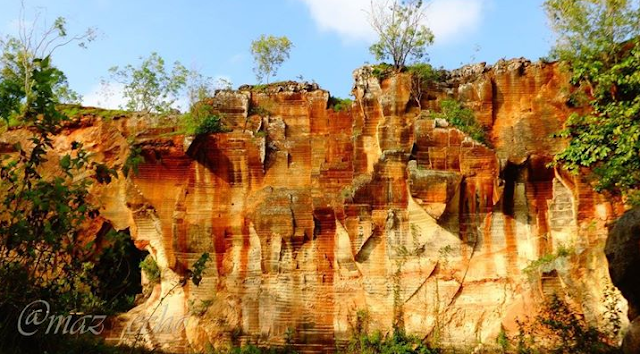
[425,0,484,42]
[82,81,127,110]
[299,0,374,42]
[299,0,485,44]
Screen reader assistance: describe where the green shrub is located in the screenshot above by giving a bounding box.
[328,96,353,112]
[345,328,440,354]
[140,254,160,284]
[344,309,439,354]
[496,326,510,353]
[206,343,298,354]
[180,98,229,135]
[196,115,227,135]
[60,104,129,121]
[406,63,441,82]
[123,144,145,177]
[371,63,394,81]
[249,104,271,116]
[513,294,620,354]
[432,99,488,144]
[522,245,572,277]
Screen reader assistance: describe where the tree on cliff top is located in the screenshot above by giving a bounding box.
[109,52,190,114]
[0,8,94,123]
[547,0,640,205]
[250,35,293,84]
[367,0,434,70]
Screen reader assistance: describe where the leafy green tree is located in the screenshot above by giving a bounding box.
[0,54,124,353]
[546,0,640,204]
[407,63,439,109]
[367,0,434,70]
[109,52,189,114]
[0,13,93,122]
[250,35,293,84]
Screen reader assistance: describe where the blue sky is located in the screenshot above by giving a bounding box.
[0,0,554,109]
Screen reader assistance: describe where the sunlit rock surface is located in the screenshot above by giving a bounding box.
[2,59,629,353]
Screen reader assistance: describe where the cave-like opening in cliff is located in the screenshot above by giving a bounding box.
[91,226,146,313]
[502,162,520,217]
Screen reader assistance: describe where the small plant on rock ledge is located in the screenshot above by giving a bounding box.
[522,244,573,278]
[431,99,488,144]
[195,114,228,135]
[371,62,394,81]
[139,254,160,284]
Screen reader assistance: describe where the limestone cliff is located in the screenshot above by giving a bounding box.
[1,59,628,353]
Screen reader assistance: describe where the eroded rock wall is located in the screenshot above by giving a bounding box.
[2,59,627,353]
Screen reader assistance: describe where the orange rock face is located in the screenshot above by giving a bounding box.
[1,59,627,352]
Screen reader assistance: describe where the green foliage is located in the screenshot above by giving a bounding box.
[206,343,298,354]
[249,105,270,116]
[407,63,440,82]
[0,11,93,123]
[90,230,143,313]
[371,62,394,81]
[514,294,620,354]
[367,0,434,70]
[545,0,640,204]
[195,115,227,135]
[60,104,129,121]
[140,254,161,284]
[250,35,293,84]
[344,328,439,354]
[407,63,440,109]
[0,53,137,353]
[328,96,353,112]
[123,144,145,177]
[496,326,510,353]
[522,245,573,277]
[179,94,230,135]
[109,52,189,114]
[130,252,211,349]
[190,252,210,286]
[342,308,439,354]
[431,99,488,144]
[0,42,81,122]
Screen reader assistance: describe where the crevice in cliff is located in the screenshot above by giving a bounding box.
[354,230,382,263]
[490,78,500,127]
[501,162,521,274]
[402,261,439,305]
